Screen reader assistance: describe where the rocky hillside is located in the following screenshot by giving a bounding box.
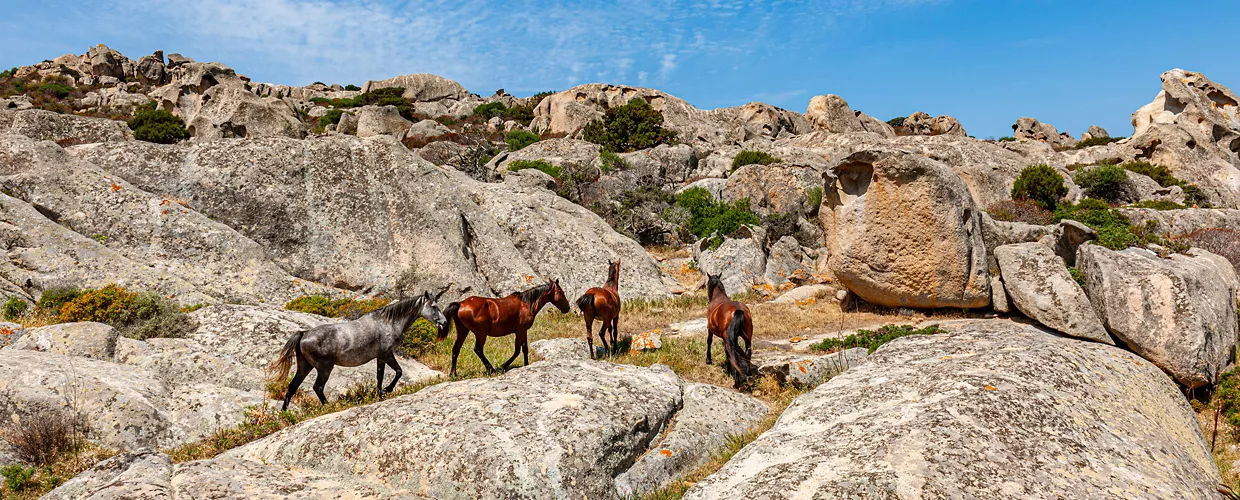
[2,44,1240,498]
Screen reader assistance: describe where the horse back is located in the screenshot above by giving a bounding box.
[585,287,620,318]
[707,299,751,341]
[457,295,522,336]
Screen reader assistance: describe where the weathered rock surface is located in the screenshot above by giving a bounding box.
[685,319,1221,499]
[614,383,767,498]
[804,94,864,133]
[8,321,120,359]
[994,242,1110,343]
[530,337,595,361]
[754,347,868,387]
[1119,207,1240,236]
[1013,116,1076,149]
[1076,244,1238,388]
[350,104,412,139]
[770,284,836,304]
[361,73,471,102]
[696,225,767,294]
[6,109,132,144]
[722,163,819,217]
[182,85,306,140]
[405,118,450,143]
[824,148,990,308]
[898,111,967,137]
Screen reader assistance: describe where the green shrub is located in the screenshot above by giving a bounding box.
[986,199,1052,225]
[528,90,555,106]
[0,67,16,79]
[508,159,562,179]
[886,116,905,127]
[675,187,759,249]
[505,130,540,151]
[284,295,389,319]
[35,288,81,314]
[2,464,34,492]
[473,102,537,125]
[284,295,336,317]
[1074,136,1123,149]
[1129,199,1187,210]
[581,97,676,153]
[318,109,345,127]
[36,82,73,99]
[344,84,361,91]
[1073,163,1128,201]
[998,136,1016,142]
[473,102,508,119]
[1217,370,1240,436]
[811,324,945,354]
[1067,267,1085,288]
[397,318,440,357]
[57,284,137,324]
[2,297,28,320]
[1011,164,1068,210]
[121,292,198,340]
[128,104,189,144]
[731,150,780,170]
[599,150,629,173]
[806,187,823,211]
[1118,160,1207,206]
[1051,198,1166,250]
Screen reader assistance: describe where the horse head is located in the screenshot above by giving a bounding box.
[420,287,449,331]
[607,259,621,288]
[547,279,571,313]
[706,273,726,300]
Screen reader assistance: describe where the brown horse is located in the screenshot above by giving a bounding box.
[439,279,570,377]
[705,273,757,388]
[575,259,621,359]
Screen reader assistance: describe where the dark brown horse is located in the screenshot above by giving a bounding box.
[705,273,757,388]
[575,259,621,358]
[440,279,570,377]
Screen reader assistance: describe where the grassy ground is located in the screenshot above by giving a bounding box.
[0,447,112,499]
[1198,400,1240,493]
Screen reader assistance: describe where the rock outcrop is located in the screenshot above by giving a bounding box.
[994,242,1110,343]
[5,109,132,144]
[1076,244,1239,388]
[804,94,864,133]
[824,148,990,308]
[685,319,1221,499]
[898,111,967,137]
[1013,116,1076,149]
[361,73,471,102]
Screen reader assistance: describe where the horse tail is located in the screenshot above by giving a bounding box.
[266,329,305,384]
[724,309,754,388]
[575,292,594,316]
[439,302,460,341]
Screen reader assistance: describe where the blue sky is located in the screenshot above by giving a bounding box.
[2,0,1238,139]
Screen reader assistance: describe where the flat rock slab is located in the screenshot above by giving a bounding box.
[995,242,1109,344]
[664,317,707,338]
[685,319,1220,499]
[530,337,601,361]
[753,347,868,387]
[7,321,119,360]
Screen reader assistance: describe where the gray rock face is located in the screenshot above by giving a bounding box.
[530,337,596,361]
[614,383,768,498]
[804,94,864,133]
[405,118,450,143]
[994,242,1109,343]
[1084,124,1110,140]
[1076,244,1239,388]
[6,109,132,144]
[754,347,868,387]
[1013,116,1076,149]
[732,101,811,141]
[350,104,412,139]
[1119,207,1240,236]
[898,111,967,137]
[824,148,990,308]
[229,360,681,499]
[8,321,120,359]
[361,73,471,102]
[722,163,819,217]
[185,86,307,140]
[855,111,897,138]
[696,225,767,294]
[770,284,836,304]
[685,319,1220,499]
[763,236,815,287]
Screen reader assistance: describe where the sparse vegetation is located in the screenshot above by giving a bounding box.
[1129,199,1187,210]
[998,136,1016,142]
[1068,267,1085,287]
[886,116,905,127]
[1011,164,1068,210]
[2,297,28,320]
[2,464,35,494]
[1053,198,1177,251]
[582,97,676,153]
[599,150,629,173]
[1074,135,1124,149]
[128,102,189,144]
[507,159,563,179]
[317,108,345,128]
[505,130,540,151]
[1073,163,1128,202]
[284,295,390,319]
[3,406,90,466]
[806,187,823,212]
[592,187,679,245]
[675,187,760,250]
[52,285,198,340]
[731,150,780,171]
[473,101,537,126]
[811,324,945,353]
[1174,228,1240,274]
[986,199,1052,225]
[1120,160,1207,207]
[0,67,16,79]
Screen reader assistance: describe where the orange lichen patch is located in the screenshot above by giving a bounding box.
[984,385,997,391]
[161,210,168,215]
[110,183,121,191]
[795,297,818,307]
[795,361,809,374]
[789,336,804,343]
[524,275,535,283]
[659,449,673,457]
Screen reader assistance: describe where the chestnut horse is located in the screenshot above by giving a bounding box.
[575,259,621,358]
[440,279,570,377]
[705,273,757,388]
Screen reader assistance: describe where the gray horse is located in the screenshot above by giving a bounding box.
[267,289,448,411]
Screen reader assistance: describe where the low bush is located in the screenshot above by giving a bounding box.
[505,130,540,151]
[762,212,813,248]
[1129,199,1187,210]
[318,108,345,128]
[731,150,780,171]
[599,150,629,173]
[284,295,390,319]
[128,103,189,144]
[0,67,16,79]
[676,187,759,249]
[344,84,361,91]
[57,284,137,324]
[592,187,679,245]
[507,159,562,179]
[121,293,198,340]
[886,116,905,127]
[1218,370,1240,437]
[3,406,89,466]
[986,199,1052,225]
[1073,163,1128,202]
[2,297,28,320]
[1174,228,1240,274]
[1074,136,1123,149]
[806,187,823,211]
[998,136,1016,142]
[1052,198,1173,251]
[397,318,440,357]
[581,97,675,153]
[2,464,34,493]
[811,324,945,354]
[36,82,73,99]
[1119,160,1208,207]
[473,101,537,125]
[35,288,81,315]
[1011,164,1068,210]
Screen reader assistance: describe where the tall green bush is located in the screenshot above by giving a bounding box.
[1011,164,1068,210]
[128,103,189,144]
[505,130,540,151]
[675,187,759,249]
[508,159,562,179]
[600,150,629,173]
[731,150,780,170]
[581,98,675,153]
[1073,163,1127,201]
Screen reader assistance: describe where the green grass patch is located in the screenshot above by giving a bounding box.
[508,159,563,179]
[811,324,945,354]
[731,150,780,171]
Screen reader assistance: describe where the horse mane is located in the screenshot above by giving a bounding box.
[371,295,424,322]
[516,283,551,305]
[605,262,619,289]
[707,276,728,301]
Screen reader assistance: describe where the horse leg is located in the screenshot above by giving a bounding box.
[522,334,530,367]
[383,353,403,393]
[312,363,334,407]
[584,314,596,359]
[450,328,469,377]
[281,359,312,411]
[474,335,496,373]
[501,332,522,370]
[375,357,386,401]
[610,316,619,348]
[705,329,714,365]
